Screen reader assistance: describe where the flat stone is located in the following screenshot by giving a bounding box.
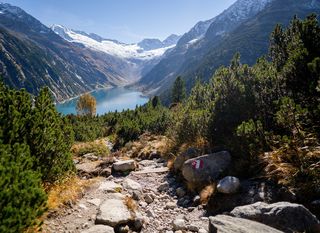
[133,167,169,174]
[81,225,114,233]
[98,181,122,193]
[95,198,132,227]
[87,198,101,207]
[123,178,142,192]
[113,160,136,172]
[209,215,283,233]
[166,201,177,210]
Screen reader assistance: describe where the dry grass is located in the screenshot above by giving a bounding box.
[71,138,110,157]
[46,176,99,210]
[200,184,216,205]
[124,196,137,212]
[262,145,320,200]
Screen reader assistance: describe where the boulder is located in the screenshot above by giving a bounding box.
[230,202,320,232]
[83,153,98,161]
[98,181,122,193]
[95,195,133,227]
[217,176,240,194]
[123,178,142,192]
[207,180,295,215]
[81,225,114,233]
[76,162,98,175]
[174,148,199,172]
[209,215,283,233]
[113,160,136,172]
[182,151,231,186]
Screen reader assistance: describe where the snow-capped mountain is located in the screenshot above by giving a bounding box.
[205,0,273,38]
[138,0,275,95]
[51,24,178,60]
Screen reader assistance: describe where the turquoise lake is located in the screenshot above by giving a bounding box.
[56,87,149,115]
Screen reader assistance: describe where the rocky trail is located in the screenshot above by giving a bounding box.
[43,136,320,233]
[44,158,209,233]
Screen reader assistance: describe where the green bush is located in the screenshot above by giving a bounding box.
[0,144,47,233]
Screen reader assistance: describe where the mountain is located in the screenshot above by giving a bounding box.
[137,0,276,96]
[138,0,320,100]
[0,3,132,102]
[182,0,320,88]
[51,24,179,60]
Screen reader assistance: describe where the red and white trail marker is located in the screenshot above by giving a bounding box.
[192,159,204,170]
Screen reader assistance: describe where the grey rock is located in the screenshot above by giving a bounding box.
[95,196,132,227]
[188,224,199,232]
[230,202,320,232]
[87,198,101,207]
[174,148,199,172]
[98,181,122,193]
[193,195,201,205]
[217,176,240,194]
[158,182,169,192]
[182,151,231,187]
[173,218,186,231]
[198,229,208,233]
[132,190,141,201]
[123,178,142,192]
[209,215,283,233]
[113,160,136,172]
[83,153,98,161]
[146,209,156,218]
[176,187,186,198]
[144,194,154,204]
[81,225,114,233]
[166,201,177,209]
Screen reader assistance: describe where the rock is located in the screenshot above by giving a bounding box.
[182,151,231,187]
[230,202,320,232]
[209,215,283,233]
[87,198,101,207]
[146,209,156,218]
[193,195,201,206]
[198,229,208,233]
[139,160,157,167]
[81,225,114,233]
[174,148,199,172]
[173,218,186,231]
[98,181,122,193]
[144,194,154,204]
[207,180,287,215]
[117,225,130,233]
[166,202,176,210]
[83,153,98,161]
[123,178,142,192]
[93,167,112,177]
[95,196,133,227]
[76,162,98,175]
[132,191,141,201]
[188,224,199,232]
[158,182,169,192]
[176,187,186,198]
[217,176,240,194]
[113,160,136,172]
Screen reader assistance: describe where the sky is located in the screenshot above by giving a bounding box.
[1,0,236,43]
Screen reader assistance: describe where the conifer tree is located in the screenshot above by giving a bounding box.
[171,76,186,104]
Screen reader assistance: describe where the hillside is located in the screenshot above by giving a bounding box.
[137,0,320,101]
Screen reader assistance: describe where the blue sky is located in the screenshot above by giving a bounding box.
[2,0,236,43]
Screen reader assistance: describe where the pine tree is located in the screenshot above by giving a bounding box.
[171,76,186,103]
[29,87,74,183]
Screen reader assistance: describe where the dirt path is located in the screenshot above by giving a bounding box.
[43,159,209,233]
